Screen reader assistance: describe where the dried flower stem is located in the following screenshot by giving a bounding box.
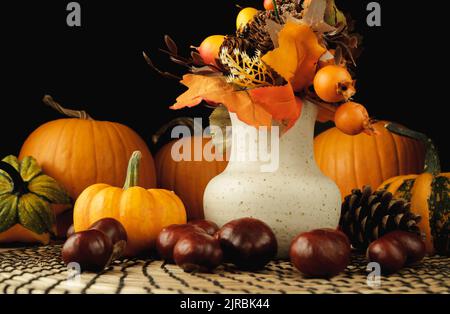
[142,52,181,80]
[220,49,275,89]
[272,0,280,20]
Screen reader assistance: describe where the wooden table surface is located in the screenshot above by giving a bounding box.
[1,245,449,294]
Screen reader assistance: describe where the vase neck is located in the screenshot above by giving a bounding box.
[227,99,318,173]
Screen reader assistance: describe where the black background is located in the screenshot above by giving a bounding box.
[0,294,445,312]
[1,0,447,169]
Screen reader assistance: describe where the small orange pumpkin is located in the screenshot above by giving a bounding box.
[19,95,156,201]
[74,151,186,256]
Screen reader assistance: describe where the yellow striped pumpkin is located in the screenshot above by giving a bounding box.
[378,123,449,256]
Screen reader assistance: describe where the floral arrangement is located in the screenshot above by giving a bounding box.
[144,0,373,137]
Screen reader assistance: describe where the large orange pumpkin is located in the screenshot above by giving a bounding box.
[74,151,186,256]
[314,121,426,199]
[19,95,156,201]
[156,136,228,220]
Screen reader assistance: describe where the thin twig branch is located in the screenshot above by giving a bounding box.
[142,52,181,80]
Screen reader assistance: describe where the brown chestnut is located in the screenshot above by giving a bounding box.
[62,230,113,272]
[367,236,407,275]
[173,232,223,273]
[56,209,74,239]
[89,218,128,260]
[156,224,205,262]
[290,229,351,278]
[66,224,75,239]
[215,218,277,270]
[188,220,219,236]
[384,231,426,265]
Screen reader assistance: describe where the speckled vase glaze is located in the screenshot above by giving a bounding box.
[203,98,342,258]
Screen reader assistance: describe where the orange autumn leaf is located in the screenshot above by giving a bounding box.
[262,21,326,92]
[171,74,272,127]
[248,84,302,130]
[171,75,302,131]
[224,93,273,128]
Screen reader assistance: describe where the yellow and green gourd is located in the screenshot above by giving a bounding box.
[378,124,449,256]
[0,155,70,244]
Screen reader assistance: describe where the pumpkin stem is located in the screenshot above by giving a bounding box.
[123,151,142,189]
[152,117,202,145]
[385,123,441,175]
[0,161,27,194]
[43,95,94,120]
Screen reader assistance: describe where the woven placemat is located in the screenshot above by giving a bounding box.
[0,245,449,294]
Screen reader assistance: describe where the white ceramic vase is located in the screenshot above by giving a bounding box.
[203,98,342,258]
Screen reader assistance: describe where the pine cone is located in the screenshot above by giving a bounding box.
[221,36,254,54]
[339,186,422,250]
[239,11,274,54]
[239,3,302,54]
[219,36,255,72]
[276,0,302,11]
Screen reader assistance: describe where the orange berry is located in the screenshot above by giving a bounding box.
[198,35,225,67]
[313,65,355,103]
[236,7,258,31]
[264,0,274,10]
[334,102,374,136]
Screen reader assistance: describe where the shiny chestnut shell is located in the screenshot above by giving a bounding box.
[385,231,426,265]
[188,220,219,236]
[367,236,407,274]
[89,218,127,244]
[173,232,223,273]
[215,218,277,270]
[62,230,113,272]
[290,229,351,278]
[89,218,128,260]
[156,224,205,262]
[66,224,75,239]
